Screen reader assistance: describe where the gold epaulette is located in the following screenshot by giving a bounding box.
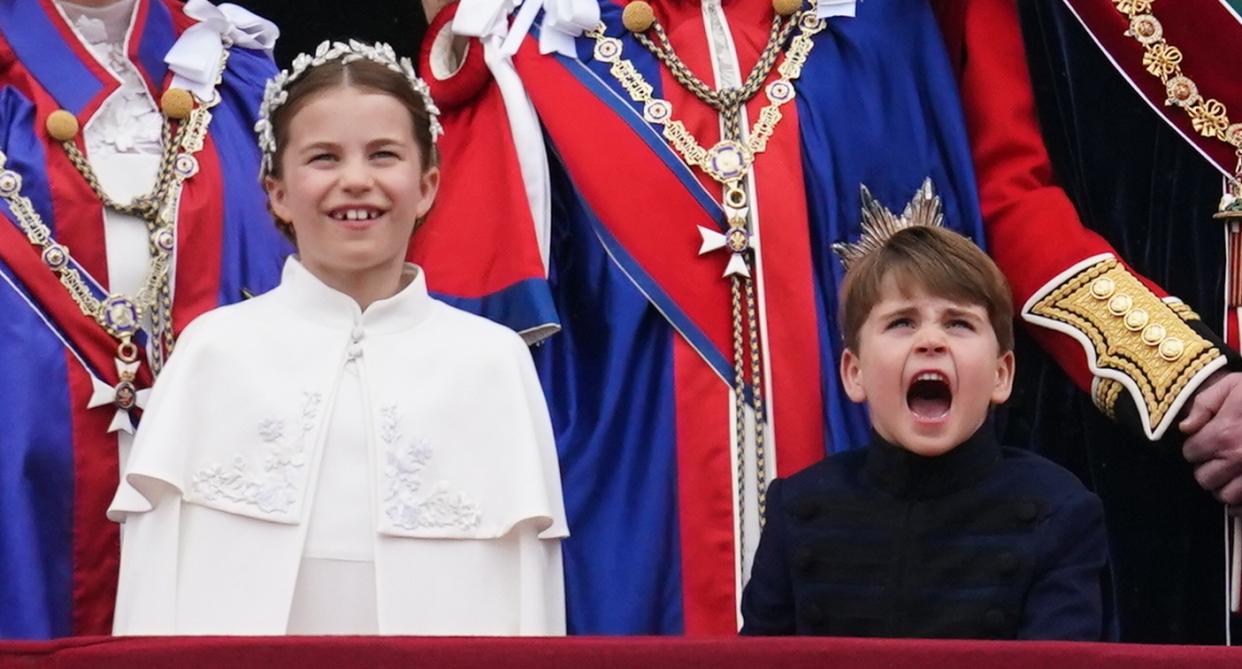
[1023,256,1225,439]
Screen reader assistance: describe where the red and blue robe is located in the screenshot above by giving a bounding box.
[0,0,290,638]
[417,0,986,634]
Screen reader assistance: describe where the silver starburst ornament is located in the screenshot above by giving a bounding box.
[831,178,945,270]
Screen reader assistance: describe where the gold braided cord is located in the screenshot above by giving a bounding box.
[731,276,748,553]
[1093,377,1124,420]
[1110,0,1242,187]
[60,117,187,224]
[744,277,767,522]
[635,14,797,116]
[588,6,825,185]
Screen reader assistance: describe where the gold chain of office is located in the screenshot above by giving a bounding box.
[1110,0,1242,198]
[592,0,825,550]
[0,54,225,411]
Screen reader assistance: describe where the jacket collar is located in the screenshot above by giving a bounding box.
[863,420,1001,500]
[276,257,437,335]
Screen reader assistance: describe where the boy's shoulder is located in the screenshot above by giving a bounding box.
[771,442,1098,514]
[990,446,1096,500]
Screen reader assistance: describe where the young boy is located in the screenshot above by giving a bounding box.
[740,223,1110,640]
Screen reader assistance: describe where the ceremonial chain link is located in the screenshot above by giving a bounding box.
[59,110,194,372]
[592,1,825,549]
[634,15,799,139]
[0,53,226,383]
[1110,0,1242,196]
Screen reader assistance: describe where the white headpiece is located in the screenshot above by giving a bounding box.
[254,40,443,179]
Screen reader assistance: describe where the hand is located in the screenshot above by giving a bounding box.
[1179,371,1242,505]
[422,0,458,22]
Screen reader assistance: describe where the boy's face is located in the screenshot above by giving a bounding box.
[840,277,1014,457]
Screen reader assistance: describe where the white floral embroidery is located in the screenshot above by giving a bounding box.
[381,405,482,531]
[191,393,322,516]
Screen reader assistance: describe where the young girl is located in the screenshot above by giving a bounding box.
[109,41,568,636]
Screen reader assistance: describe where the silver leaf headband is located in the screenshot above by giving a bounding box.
[831,178,945,270]
[254,39,443,179]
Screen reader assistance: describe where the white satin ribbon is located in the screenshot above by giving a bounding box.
[165,0,280,100]
[818,0,859,19]
[454,0,518,40]
[456,0,596,58]
[448,0,555,273]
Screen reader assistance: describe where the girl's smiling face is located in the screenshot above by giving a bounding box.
[266,84,439,292]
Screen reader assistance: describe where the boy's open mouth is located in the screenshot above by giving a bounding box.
[907,371,952,419]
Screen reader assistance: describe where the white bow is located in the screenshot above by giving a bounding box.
[455,0,597,58]
[453,0,518,39]
[165,0,280,100]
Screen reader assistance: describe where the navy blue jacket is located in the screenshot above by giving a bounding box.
[740,427,1111,640]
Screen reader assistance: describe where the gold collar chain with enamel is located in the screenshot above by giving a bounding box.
[590,0,824,274]
[1110,0,1242,217]
[0,54,227,431]
[587,0,826,564]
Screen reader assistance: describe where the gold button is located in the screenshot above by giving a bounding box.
[1159,337,1185,361]
[160,88,195,120]
[1141,324,1166,346]
[622,1,655,33]
[773,0,802,17]
[1107,294,1133,316]
[1123,308,1149,331]
[45,110,79,142]
[1089,277,1116,300]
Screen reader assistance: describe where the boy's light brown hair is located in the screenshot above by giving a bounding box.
[838,226,1014,353]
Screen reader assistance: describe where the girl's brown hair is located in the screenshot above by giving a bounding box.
[266,57,439,180]
[264,57,439,241]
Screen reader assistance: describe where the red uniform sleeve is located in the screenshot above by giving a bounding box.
[936,0,1227,440]
[414,3,559,342]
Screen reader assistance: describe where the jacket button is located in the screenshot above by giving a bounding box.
[792,498,819,521]
[793,547,816,574]
[997,552,1019,575]
[347,344,363,359]
[350,326,365,342]
[1014,501,1039,524]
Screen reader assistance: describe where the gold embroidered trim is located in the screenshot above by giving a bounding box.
[1028,258,1220,430]
[1093,378,1124,420]
[1111,1,1242,184]
[1166,300,1202,321]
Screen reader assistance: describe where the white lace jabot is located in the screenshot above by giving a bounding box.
[57,0,164,159]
